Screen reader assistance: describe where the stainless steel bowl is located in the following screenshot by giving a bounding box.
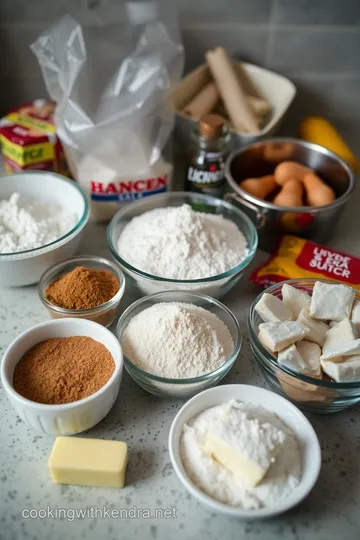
[225,138,355,251]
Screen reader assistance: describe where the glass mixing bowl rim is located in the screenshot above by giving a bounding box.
[116,290,242,384]
[107,191,258,283]
[38,255,126,315]
[248,278,360,390]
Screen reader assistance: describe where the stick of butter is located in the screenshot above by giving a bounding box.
[203,408,286,489]
[49,437,128,488]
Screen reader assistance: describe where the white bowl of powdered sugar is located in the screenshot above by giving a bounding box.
[117,291,241,397]
[169,384,321,518]
[108,192,258,298]
[0,172,89,286]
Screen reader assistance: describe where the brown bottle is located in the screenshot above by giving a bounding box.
[185,114,230,198]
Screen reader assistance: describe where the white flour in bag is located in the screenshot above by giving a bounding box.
[121,302,234,378]
[77,151,173,222]
[117,204,249,279]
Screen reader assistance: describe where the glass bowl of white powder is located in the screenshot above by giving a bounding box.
[116,291,242,397]
[107,192,257,298]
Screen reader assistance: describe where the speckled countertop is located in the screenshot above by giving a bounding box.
[1,177,360,540]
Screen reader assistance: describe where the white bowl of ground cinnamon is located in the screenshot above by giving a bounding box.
[38,255,126,327]
[0,318,123,435]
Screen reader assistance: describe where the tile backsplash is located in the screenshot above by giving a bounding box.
[0,0,359,141]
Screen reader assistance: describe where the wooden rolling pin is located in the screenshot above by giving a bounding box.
[182,82,219,118]
[205,47,258,133]
[247,95,271,117]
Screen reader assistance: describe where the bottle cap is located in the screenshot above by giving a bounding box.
[199,114,225,138]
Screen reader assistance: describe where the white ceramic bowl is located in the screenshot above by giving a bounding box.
[173,62,296,146]
[234,62,296,143]
[1,318,123,435]
[0,171,89,286]
[168,384,321,519]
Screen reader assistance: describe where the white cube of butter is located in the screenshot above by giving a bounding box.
[321,355,360,382]
[278,344,307,373]
[282,283,311,319]
[329,321,339,329]
[326,321,345,363]
[49,437,128,488]
[310,281,355,321]
[258,322,309,352]
[258,330,277,356]
[296,341,322,378]
[297,308,328,347]
[323,318,357,355]
[351,299,360,332]
[320,338,360,361]
[203,407,286,488]
[255,293,292,323]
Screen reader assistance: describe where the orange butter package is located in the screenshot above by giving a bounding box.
[0,99,68,176]
[250,235,360,290]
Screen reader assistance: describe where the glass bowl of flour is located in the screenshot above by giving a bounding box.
[116,291,242,397]
[107,192,258,298]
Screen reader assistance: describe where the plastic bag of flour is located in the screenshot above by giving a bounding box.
[31,2,184,221]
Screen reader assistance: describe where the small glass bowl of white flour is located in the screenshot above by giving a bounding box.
[108,192,258,298]
[116,291,241,397]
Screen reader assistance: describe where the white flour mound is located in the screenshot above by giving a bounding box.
[181,400,301,509]
[0,193,77,254]
[121,302,234,378]
[116,203,249,279]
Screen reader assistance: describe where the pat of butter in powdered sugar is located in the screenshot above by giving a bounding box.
[180,400,301,509]
[204,406,286,489]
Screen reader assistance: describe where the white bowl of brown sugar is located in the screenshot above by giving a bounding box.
[0,318,123,435]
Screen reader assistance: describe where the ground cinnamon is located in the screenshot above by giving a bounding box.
[45,266,120,310]
[13,336,115,405]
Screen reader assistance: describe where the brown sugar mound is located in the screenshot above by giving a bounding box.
[45,266,120,310]
[13,336,115,405]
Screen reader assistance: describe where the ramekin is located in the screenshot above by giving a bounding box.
[1,318,123,435]
[38,255,126,327]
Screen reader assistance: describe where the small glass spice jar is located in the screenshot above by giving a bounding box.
[185,114,231,198]
[38,255,126,327]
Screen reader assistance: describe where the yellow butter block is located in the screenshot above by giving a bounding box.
[49,437,128,488]
[203,405,286,489]
[204,432,269,488]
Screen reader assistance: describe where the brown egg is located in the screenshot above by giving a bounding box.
[273,178,304,207]
[303,173,336,206]
[239,175,276,199]
[274,161,312,186]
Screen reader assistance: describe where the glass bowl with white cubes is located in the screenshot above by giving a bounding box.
[248,278,360,413]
